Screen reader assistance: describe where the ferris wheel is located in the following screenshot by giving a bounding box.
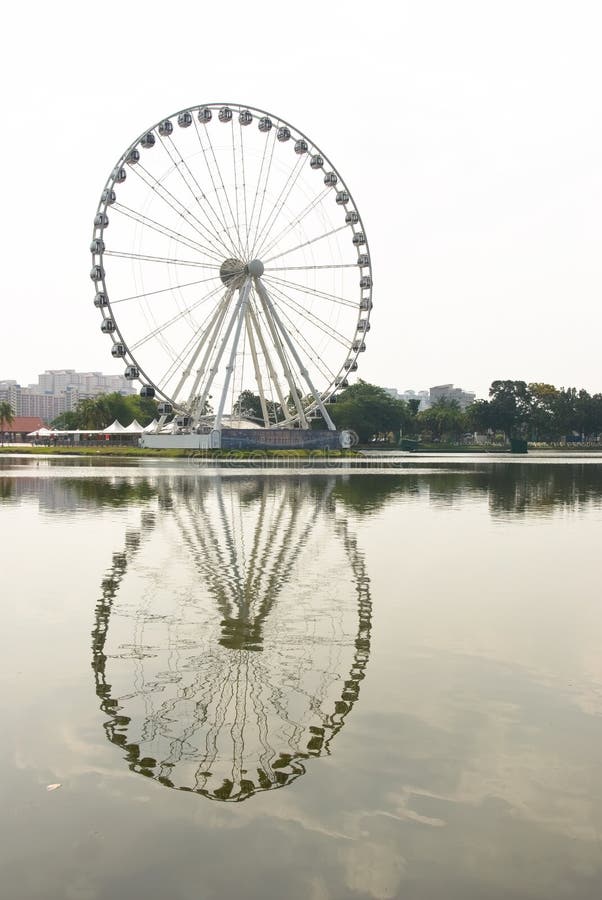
[90,103,372,429]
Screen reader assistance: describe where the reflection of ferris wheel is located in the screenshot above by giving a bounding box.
[92,477,372,801]
[90,103,372,429]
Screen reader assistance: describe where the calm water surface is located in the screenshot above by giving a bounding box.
[1,456,602,899]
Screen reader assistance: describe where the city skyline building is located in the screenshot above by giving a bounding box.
[429,384,476,410]
[384,388,431,411]
[0,369,135,421]
[385,384,476,411]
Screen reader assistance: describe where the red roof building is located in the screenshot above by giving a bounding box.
[1,416,46,440]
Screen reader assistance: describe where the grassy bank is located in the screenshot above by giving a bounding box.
[0,445,358,460]
[362,442,602,453]
[360,443,507,453]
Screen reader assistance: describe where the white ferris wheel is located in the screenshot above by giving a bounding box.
[90,103,372,430]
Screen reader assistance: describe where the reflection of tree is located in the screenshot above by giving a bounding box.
[91,477,372,802]
[0,477,14,500]
[420,464,602,517]
[332,465,602,519]
[0,475,158,512]
[484,463,602,517]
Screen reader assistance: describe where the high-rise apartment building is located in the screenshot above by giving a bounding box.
[0,369,135,422]
[429,384,476,410]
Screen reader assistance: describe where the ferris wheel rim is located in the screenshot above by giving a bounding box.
[91,102,373,425]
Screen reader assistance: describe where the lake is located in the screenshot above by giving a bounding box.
[1,455,602,899]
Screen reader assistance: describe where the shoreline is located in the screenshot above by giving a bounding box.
[1,444,602,462]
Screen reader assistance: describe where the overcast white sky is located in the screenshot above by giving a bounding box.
[2,0,601,399]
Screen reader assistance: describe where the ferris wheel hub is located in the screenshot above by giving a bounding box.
[219,257,245,287]
[246,259,264,278]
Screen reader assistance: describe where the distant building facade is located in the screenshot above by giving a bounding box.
[385,384,475,411]
[385,388,430,411]
[0,369,135,422]
[429,384,476,410]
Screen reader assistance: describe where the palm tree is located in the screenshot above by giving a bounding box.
[76,396,110,429]
[0,401,15,446]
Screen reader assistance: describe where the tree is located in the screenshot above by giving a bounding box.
[417,398,465,442]
[332,381,410,443]
[465,399,493,435]
[0,401,15,445]
[51,410,80,430]
[70,393,159,429]
[232,390,265,422]
[76,396,112,429]
[527,383,559,441]
[406,398,421,417]
[488,380,532,440]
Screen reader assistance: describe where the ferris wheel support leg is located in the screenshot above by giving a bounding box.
[187,299,231,422]
[245,309,270,427]
[254,277,336,431]
[173,285,235,406]
[214,279,253,431]
[247,304,292,425]
[254,279,308,428]
[189,289,242,425]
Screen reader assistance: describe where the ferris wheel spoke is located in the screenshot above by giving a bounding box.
[238,122,250,259]
[263,225,348,265]
[252,153,308,259]
[258,188,332,260]
[155,131,233,259]
[202,120,246,259]
[263,279,351,349]
[265,263,357,272]
[246,125,274,256]
[271,301,337,385]
[192,120,245,260]
[104,250,221,270]
[111,273,220,305]
[160,131,239,260]
[230,121,243,261]
[130,281,226,352]
[131,160,235,261]
[111,275,219,306]
[263,273,358,309]
[112,202,224,263]
[249,127,279,257]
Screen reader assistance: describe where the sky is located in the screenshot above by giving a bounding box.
[2,0,601,400]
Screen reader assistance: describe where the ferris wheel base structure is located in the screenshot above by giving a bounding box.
[140,427,352,451]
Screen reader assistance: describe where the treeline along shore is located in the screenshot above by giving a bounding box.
[2,379,602,450]
[323,379,602,445]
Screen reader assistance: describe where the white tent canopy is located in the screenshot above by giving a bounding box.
[143,419,158,434]
[124,419,144,433]
[27,427,53,437]
[103,420,127,434]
